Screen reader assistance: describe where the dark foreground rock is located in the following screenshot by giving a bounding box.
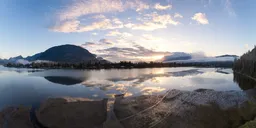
[1,89,256,128]
[36,97,108,128]
[0,107,33,128]
[114,89,256,128]
[0,112,3,128]
[239,119,256,128]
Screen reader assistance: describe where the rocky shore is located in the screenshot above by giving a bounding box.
[1,89,256,128]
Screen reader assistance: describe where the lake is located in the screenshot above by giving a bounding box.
[0,65,253,110]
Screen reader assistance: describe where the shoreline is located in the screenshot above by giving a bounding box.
[1,88,256,128]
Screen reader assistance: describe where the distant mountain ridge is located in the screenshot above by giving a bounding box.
[2,44,107,64]
[161,52,192,61]
[34,44,97,63]
[162,52,238,63]
[25,52,42,61]
[215,55,239,58]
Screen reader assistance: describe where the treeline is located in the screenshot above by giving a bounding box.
[233,46,256,77]
[5,60,234,69]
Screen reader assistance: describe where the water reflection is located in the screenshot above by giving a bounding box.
[233,72,256,90]
[107,69,203,85]
[44,76,84,85]
[0,66,243,110]
[216,70,230,74]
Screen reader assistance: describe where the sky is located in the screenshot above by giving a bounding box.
[0,0,255,61]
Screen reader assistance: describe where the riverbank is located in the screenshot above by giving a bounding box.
[0,89,255,128]
[3,60,234,70]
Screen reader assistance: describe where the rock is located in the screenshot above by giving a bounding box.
[239,120,256,128]
[114,89,256,128]
[36,97,108,128]
[0,107,33,128]
[238,112,256,128]
[0,112,3,128]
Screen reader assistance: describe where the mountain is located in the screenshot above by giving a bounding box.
[0,58,4,64]
[162,52,238,63]
[216,55,239,58]
[161,52,192,61]
[8,55,24,63]
[25,52,42,61]
[4,44,108,64]
[4,55,30,65]
[28,44,97,63]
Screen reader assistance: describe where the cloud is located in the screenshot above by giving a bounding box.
[124,23,134,28]
[92,14,106,19]
[125,0,150,11]
[130,12,179,31]
[92,32,98,35]
[141,34,163,41]
[51,20,80,33]
[192,13,209,25]
[82,39,114,47]
[154,3,172,10]
[106,30,133,37]
[99,39,114,45]
[97,43,170,61]
[53,1,178,33]
[174,13,183,18]
[58,0,150,21]
[51,17,124,33]
[59,0,123,21]
[224,0,236,16]
[112,18,123,24]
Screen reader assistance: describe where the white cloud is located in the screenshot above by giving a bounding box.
[142,34,163,41]
[154,3,172,10]
[124,23,135,28]
[51,20,80,33]
[174,13,183,18]
[130,12,179,31]
[58,0,150,21]
[131,22,166,31]
[59,0,123,21]
[112,18,123,25]
[92,14,106,19]
[192,13,209,25]
[79,19,123,32]
[82,39,114,47]
[125,0,150,11]
[225,0,236,16]
[106,30,133,37]
[51,17,124,33]
[92,32,98,35]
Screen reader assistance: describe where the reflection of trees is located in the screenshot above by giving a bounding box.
[233,73,256,90]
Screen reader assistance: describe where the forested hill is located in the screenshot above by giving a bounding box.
[233,46,256,77]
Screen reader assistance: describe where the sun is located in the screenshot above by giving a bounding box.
[151,55,165,61]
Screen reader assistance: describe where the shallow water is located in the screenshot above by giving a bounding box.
[0,66,249,110]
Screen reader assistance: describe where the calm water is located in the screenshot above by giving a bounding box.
[0,65,249,110]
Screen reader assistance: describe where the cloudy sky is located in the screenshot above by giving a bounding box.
[0,0,255,61]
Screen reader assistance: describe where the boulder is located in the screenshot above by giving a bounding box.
[0,107,33,128]
[36,97,108,128]
[114,89,256,128]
